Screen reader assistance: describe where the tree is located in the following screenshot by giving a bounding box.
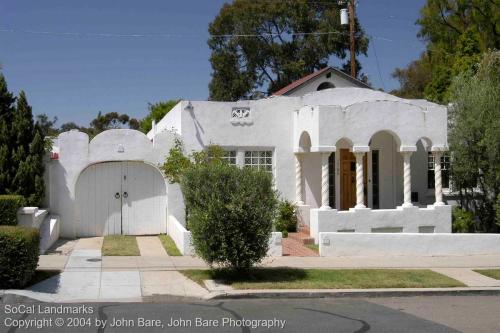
[10,92,46,206]
[0,74,16,192]
[448,51,500,232]
[391,0,499,103]
[35,114,59,137]
[139,100,180,133]
[208,0,369,101]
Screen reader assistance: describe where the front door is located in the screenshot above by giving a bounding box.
[340,149,367,210]
[76,161,166,236]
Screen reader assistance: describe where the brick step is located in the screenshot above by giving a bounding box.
[282,237,319,257]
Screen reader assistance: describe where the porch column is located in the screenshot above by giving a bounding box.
[401,151,413,207]
[320,152,330,210]
[295,153,304,205]
[433,151,444,205]
[354,152,366,208]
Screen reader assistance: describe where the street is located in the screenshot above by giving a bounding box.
[1,295,499,333]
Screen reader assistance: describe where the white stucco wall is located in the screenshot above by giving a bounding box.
[319,232,500,257]
[284,70,368,96]
[310,205,452,243]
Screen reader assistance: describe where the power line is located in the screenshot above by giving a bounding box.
[369,36,386,91]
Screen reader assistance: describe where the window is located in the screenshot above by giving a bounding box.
[221,150,237,165]
[428,153,450,189]
[317,82,335,91]
[244,151,273,173]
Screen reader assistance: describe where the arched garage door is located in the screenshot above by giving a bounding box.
[76,161,166,236]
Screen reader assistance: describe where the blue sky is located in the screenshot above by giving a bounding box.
[0,0,426,125]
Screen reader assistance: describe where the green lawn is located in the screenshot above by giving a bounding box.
[158,234,182,256]
[474,269,500,280]
[181,268,465,289]
[102,235,140,256]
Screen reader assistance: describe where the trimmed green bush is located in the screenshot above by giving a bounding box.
[0,195,25,226]
[0,226,40,288]
[181,162,278,271]
[452,207,475,233]
[275,200,298,238]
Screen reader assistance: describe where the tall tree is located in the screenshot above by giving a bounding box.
[208,0,369,101]
[139,100,180,133]
[10,91,46,206]
[391,0,499,102]
[36,114,59,137]
[0,74,16,192]
[448,51,500,232]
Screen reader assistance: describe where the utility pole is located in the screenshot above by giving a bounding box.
[348,1,356,78]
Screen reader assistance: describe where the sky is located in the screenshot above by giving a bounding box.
[0,0,427,126]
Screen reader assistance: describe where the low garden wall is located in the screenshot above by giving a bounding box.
[319,232,500,257]
[310,205,452,243]
[167,214,283,257]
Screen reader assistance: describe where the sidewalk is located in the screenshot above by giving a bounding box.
[5,237,500,303]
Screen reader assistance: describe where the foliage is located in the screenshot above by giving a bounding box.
[58,111,140,138]
[208,0,369,101]
[391,0,499,103]
[161,138,226,184]
[139,100,180,133]
[451,207,475,233]
[181,162,278,271]
[0,226,40,288]
[448,51,500,232]
[0,195,25,226]
[0,78,46,206]
[35,114,59,137]
[274,200,298,238]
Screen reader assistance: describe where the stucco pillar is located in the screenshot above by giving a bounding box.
[433,151,444,206]
[320,152,331,210]
[354,152,366,209]
[401,151,413,207]
[295,153,304,205]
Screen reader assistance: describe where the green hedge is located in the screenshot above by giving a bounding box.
[0,195,25,226]
[181,163,278,270]
[0,226,40,288]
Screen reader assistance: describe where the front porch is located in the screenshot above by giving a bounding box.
[292,98,451,243]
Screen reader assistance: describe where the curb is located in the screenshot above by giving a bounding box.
[206,288,500,299]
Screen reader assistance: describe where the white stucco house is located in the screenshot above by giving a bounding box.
[42,67,500,257]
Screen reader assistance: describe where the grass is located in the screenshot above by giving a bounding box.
[102,235,140,256]
[158,234,182,256]
[305,243,319,253]
[181,268,465,290]
[26,270,60,287]
[474,269,500,280]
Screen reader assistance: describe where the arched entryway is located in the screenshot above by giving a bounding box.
[75,161,166,236]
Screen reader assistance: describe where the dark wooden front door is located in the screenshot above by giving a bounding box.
[340,149,367,210]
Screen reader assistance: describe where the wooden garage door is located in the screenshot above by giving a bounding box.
[76,162,166,236]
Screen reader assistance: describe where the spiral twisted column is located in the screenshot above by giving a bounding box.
[401,152,413,207]
[320,152,331,209]
[433,151,444,205]
[295,153,304,205]
[354,152,366,208]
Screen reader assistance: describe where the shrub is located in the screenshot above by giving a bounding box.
[0,195,25,226]
[275,200,298,238]
[181,162,277,271]
[452,207,475,233]
[0,226,40,288]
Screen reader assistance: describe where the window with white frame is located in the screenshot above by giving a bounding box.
[428,152,450,189]
[244,150,273,173]
[221,150,237,165]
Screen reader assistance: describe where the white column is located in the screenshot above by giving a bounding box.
[320,152,330,210]
[354,152,366,208]
[401,152,413,207]
[433,151,444,205]
[295,153,304,205]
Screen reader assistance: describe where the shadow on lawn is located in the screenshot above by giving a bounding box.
[210,268,308,284]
